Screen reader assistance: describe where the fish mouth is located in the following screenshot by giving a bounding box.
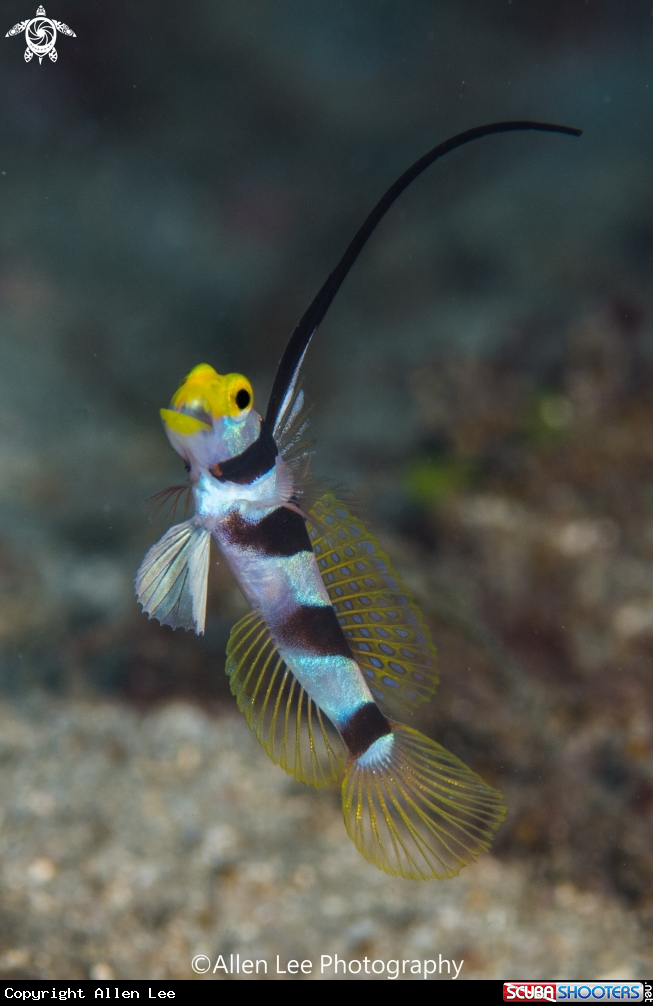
[176,399,214,427]
[162,371,219,435]
[159,406,213,435]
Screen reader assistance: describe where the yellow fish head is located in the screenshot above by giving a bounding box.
[160,363,254,435]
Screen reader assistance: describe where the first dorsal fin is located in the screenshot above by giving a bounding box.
[265,121,581,432]
[226,610,346,788]
[306,493,438,719]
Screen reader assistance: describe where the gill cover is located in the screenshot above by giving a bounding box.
[161,364,254,434]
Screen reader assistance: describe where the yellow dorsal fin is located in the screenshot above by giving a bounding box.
[226,610,346,788]
[306,494,438,719]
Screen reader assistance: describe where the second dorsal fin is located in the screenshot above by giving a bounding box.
[307,493,438,719]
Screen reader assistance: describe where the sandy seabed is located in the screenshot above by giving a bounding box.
[0,697,646,981]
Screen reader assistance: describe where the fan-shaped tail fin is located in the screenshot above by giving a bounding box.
[342,723,506,880]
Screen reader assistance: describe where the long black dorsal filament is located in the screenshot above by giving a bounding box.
[265,119,581,428]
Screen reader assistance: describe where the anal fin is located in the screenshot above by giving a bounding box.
[226,610,346,788]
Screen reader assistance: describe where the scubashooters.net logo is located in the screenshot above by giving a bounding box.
[5,5,75,64]
[503,984,645,1002]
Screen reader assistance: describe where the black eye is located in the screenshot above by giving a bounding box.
[235,388,251,409]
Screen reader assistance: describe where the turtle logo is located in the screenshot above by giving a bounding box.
[5,5,75,64]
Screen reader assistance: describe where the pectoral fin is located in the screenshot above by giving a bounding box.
[135,519,211,634]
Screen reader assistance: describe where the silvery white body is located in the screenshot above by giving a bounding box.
[191,448,374,730]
